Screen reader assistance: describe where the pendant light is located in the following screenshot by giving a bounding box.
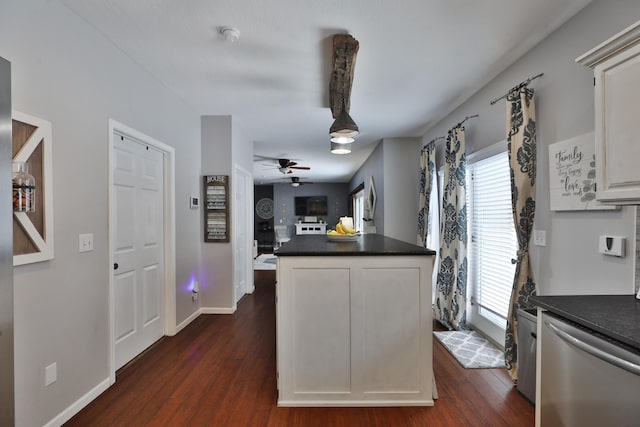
[329,106,359,138]
[330,142,352,154]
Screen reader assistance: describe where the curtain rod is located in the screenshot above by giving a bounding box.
[422,114,479,150]
[489,73,544,105]
[423,136,445,150]
[454,114,479,129]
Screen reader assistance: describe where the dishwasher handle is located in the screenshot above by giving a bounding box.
[545,320,640,377]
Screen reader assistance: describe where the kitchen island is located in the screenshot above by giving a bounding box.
[275,234,436,407]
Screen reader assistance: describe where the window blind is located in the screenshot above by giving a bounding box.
[468,151,517,325]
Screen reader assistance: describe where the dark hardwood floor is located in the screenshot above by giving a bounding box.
[65,270,534,426]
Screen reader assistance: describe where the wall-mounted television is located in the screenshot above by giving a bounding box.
[294,196,328,216]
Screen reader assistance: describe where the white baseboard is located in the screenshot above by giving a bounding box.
[200,306,236,314]
[44,377,111,427]
[175,308,201,334]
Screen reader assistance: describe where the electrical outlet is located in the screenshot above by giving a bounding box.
[533,230,547,247]
[79,233,94,253]
[45,362,57,386]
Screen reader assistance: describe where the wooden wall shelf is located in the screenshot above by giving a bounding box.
[12,111,54,266]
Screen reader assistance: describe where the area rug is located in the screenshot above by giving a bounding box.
[433,330,505,369]
[253,254,277,270]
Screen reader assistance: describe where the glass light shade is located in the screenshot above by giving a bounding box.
[291,182,300,187]
[330,136,355,144]
[329,109,359,138]
[331,142,352,154]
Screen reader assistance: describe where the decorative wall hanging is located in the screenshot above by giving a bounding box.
[255,198,274,219]
[12,111,54,265]
[548,132,617,211]
[203,175,230,242]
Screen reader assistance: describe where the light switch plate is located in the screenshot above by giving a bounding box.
[533,230,546,246]
[79,233,94,252]
[45,362,57,386]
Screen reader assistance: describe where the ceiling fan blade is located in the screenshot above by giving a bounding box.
[290,166,311,170]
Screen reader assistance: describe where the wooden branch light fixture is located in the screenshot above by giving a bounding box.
[329,34,359,143]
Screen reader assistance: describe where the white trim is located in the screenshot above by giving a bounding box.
[200,307,237,314]
[576,19,640,67]
[43,378,110,427]
[233,163,255,298]
[175,309,201,334]
[107,119,176,385]
[12,110,54,266]
[466,139,508,164]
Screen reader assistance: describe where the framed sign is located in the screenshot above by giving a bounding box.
[548,132,616,211]
[203,175,230,242]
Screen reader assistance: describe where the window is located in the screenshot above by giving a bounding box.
[467,147,518,346]
[350,183,365,232]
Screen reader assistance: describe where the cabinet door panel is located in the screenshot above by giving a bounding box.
[595,42,640,202]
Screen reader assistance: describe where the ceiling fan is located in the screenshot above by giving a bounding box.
[264,158,311,175]
[289,176,313,187]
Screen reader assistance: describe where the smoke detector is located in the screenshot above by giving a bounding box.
[220,27,240,43]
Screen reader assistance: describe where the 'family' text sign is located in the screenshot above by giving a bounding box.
[548,132,616,211]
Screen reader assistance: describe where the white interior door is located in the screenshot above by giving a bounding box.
[112,133,165,369]
[234,165,253,303]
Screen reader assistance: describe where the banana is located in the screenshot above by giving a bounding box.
[333,221,356,235]
[342,225,356,234]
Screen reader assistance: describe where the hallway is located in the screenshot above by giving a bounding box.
[65,271,534,426]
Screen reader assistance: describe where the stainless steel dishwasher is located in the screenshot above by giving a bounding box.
[538,311,640,427]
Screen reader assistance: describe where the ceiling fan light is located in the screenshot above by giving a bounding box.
[330,136,355,144]
[331,141,352,155]
[291,182,300,187]
[329,109,359,138]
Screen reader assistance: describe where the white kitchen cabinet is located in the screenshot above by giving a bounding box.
[276,254,434,406]
[577,20,640,203]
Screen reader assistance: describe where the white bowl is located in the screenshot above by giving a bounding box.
[327,233,360,242]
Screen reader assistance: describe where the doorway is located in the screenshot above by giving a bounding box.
[108,120,176,381]
[233,164,254,303]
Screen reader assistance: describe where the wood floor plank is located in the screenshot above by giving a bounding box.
[65,270,534,426]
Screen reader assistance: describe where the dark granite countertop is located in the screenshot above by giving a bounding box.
[531,295,640,351]
[274,233,436,257]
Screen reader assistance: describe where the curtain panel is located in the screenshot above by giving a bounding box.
[417,141,436,247]
[434,126,468,331]
[504,87,538,382]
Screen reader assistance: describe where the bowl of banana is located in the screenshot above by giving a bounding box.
[327,222,360,242]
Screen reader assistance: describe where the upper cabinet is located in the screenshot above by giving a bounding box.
[577,20,640,204]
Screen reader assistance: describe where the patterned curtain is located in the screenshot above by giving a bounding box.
[434,126,467,331]
[417,141,436,247]
[504,87,538,382]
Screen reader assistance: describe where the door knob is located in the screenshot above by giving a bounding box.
[114,263,119,270]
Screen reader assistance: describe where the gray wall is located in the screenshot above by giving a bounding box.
[349,137,421,244]
[273,182,349,237]
[1,1,202,425]
[382,138,421,244]
[421,0,640,296]
[200,115,253,310]
[201,116,234,310]
[349,141,384,234]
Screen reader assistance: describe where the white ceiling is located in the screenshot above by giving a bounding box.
[61,0,592,184]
